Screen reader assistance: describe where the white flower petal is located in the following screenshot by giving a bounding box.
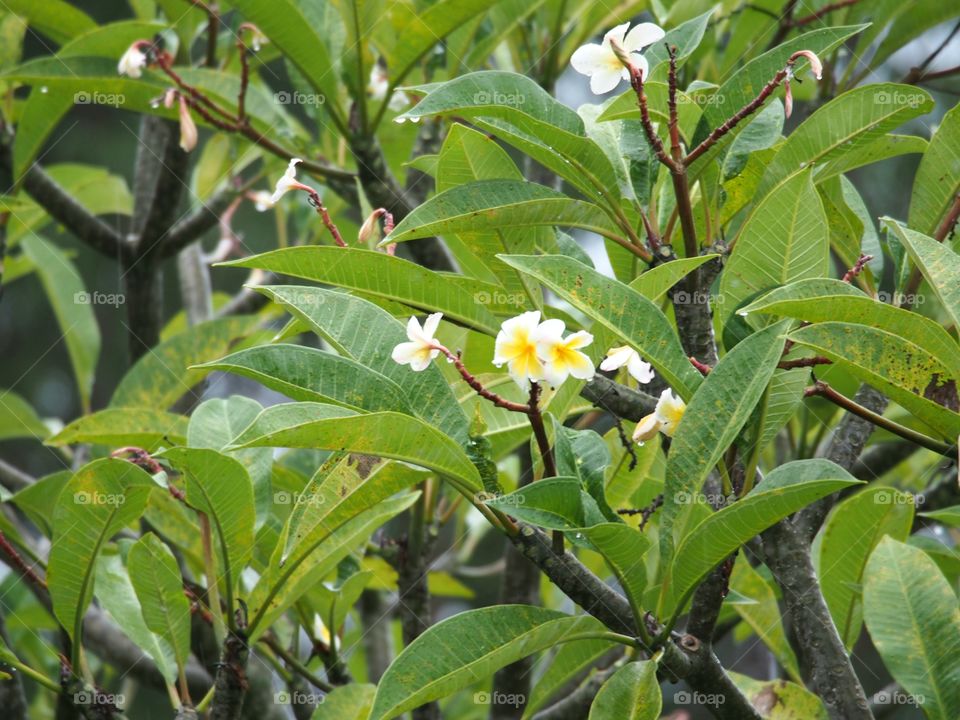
[392,341,421,365]
[627,354,655,384]
[421,312,443,340]
[600,346,634,372]
[570,43,610,76]
[533,317,566,343]
[633,413,661,444]
[405,315,425,342]
[602,22,631,47]
[632,54,650,82]
[623,22,665,52]
[409,348,439,372]
[565,350,596,380]
[590,67,624,95]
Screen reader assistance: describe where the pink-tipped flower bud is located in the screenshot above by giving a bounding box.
[790,50,823,80]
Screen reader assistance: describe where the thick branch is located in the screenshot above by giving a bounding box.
[580,375,657,422]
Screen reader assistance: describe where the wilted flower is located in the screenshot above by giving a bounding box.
[248,190,274,212]
[570,22,665,94]
[534,319,595,386]
[600,346,655,384]
[118,42,148,78]
[177,96,198,152]
[783,49,824,119]
[271,158,307,203]
[633,389,686,444]
[392,313,443,371]
[494,311,547,389]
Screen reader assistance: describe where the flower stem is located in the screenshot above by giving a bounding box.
[805,380,955,456]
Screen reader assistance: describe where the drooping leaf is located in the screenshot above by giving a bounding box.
[730,560,800,681]
[589,660,661,720]
[127,533,192,672]
[660,321,791,568]
[910,103,960,237]
[369,606,606,720]
[48,459,154,642]
[0,390,50,441]
[818,487,915,649]
[160,448,255,596]
[719,170,829,325]
[663,459,860,617]
[20,236,101,413]
[485,477,605,530]
[863,537,960,720]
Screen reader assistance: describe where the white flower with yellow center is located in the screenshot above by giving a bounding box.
[534,319,595,387]
[118,44,148,78]
[633,388,686,444]
[599,346,654,384]
[270,158,305,204]
[570,22,665,95]
[494,311,547,388]
[392,313,443,371]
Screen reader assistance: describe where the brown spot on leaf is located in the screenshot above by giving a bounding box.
[752,684,783,715]
[349,453,380,479]
[924,375,959,412]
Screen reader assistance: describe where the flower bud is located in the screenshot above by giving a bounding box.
[177,96,198,152]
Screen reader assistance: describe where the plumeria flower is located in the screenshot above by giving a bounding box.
[247,190,274,212]
[600,346,655,384]
[270,158,309,203]
[177,96,198,152]
[783,50,824,119]
[632,389,686,444]
[118,42,149,78]
[534,319,595,386]
[571,22,665,94]
[368,65,409,112]
[494,311,547,389]
[392,313,443,371]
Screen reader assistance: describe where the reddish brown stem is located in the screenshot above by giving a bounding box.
[0,531,46,591]
[628,65,678,172]
[841,253,874,283]
[436,347,531,414]
[305,190,347,247]
[778,356,832,370]
[689,356,712,375]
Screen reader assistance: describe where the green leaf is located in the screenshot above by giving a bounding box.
[0,390,49,441]
[20,236,100,413]
[249,487,420,640]
[197,345,414,413]
[223,247,500,334]
[788,323,960,438]
[730,560,800,681]
[95,551,178,685]
[522,639,617,718]
[110,316,261,410]
[863,537,960,720]
[48,459,154,642]
[1,0,95,43]
[719,170,829,324]
[311,683,376,720]
[385,180,623,245]
[499,254,702,398]
[485,477,604,530]
[369,606,606,720]
[660,321,791,567]
[257,286,467,441]
[159,448,255,596]
[756,84,933,199]
[663,459,860,617]
[884,220,960,332]
[127,533,192,672]
[187,396,273,531]
[47,408,188,449]
[589,660,661,720]
[920,506,960,528]
[581,523,651,623]
[629,255,719,302]
[553,420,616,521]
[818,487,915,650]
[229,402,482,492]
[910,103,960,236]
